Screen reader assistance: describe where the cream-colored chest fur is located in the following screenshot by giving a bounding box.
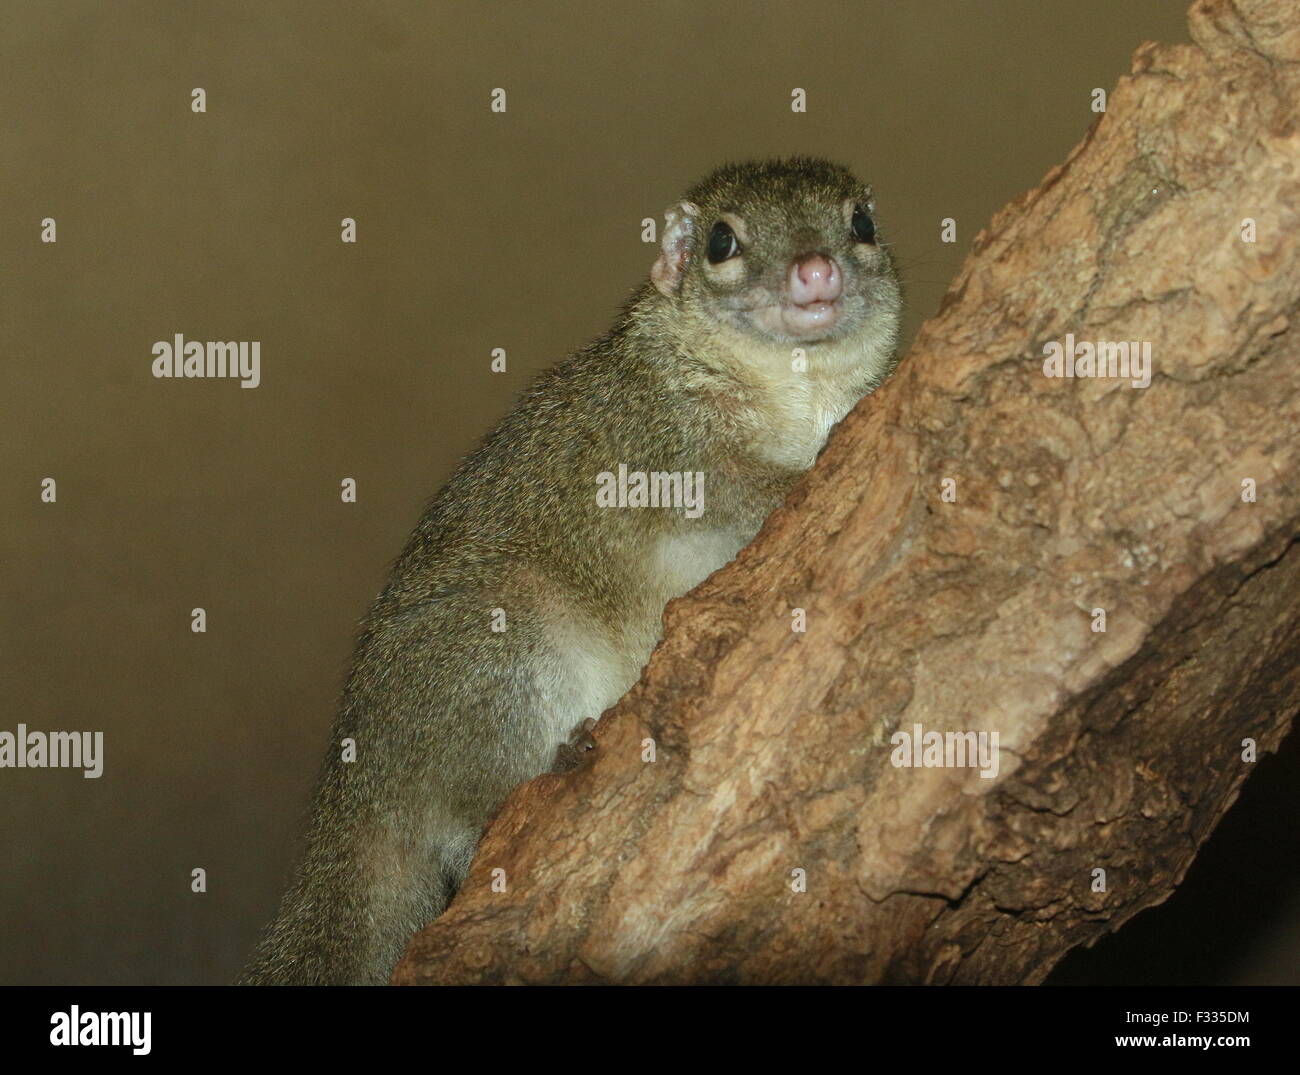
[699,321,879,472]
[536,528,746,747]
[759,371,857,467]
[648,528,748,608]
[742,363,861,471]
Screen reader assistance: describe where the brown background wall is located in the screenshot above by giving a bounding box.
[2,0,1291,985]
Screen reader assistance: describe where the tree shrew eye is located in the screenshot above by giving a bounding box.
[851,205,876,244]
[707,220,740,263]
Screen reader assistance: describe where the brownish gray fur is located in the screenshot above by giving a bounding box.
[241,157,903,984]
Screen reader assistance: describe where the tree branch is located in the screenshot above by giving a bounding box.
[394,0,1300,985]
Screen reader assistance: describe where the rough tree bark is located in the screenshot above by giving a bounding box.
[394,0,1300,985]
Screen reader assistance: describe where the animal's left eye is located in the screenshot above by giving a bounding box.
[851,205,876,244]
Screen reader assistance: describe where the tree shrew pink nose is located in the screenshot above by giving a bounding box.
[789,254,843,306]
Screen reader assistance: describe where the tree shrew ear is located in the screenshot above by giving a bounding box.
[651,200,700,297]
